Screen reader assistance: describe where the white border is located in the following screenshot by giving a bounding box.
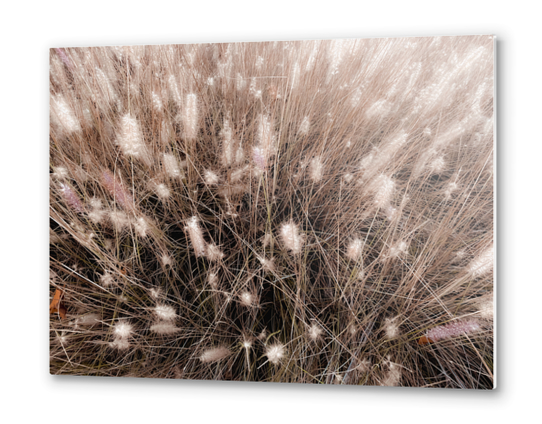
[1,1,539,422]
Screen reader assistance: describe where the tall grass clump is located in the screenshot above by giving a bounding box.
[50,36,494,389]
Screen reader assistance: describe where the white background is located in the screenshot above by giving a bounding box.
[1,1,540,422]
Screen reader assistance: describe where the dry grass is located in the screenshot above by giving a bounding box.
[49,36,494,388]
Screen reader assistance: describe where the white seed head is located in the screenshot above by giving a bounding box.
[208,271,218,289]
[154,305,177,321]
[366,99,391,119]
[221,118,234,166]
[52,166,69,180]
[468,245,494,277]
[309,157,324,183]
[389,241,408,258]
[279,221,304,255]
[51,95,81,133]
[266,343,286,365]
[381,359,402,387]
[155,183,171,200]
[161,254,173,267]
[231,165,249,183]
[206,243,224,261]
[258,256,275,272]
[151,91,163,111]
[200,347,231,363]
[346,238,363,261]
[109,210,130,231]
[150,288,162,299]
[182,93,198,139]
[240,291,255,307]
[114,321,133,339]
[134,216,149,237]
[299,116,310,135]
[428,156,446,174]
[116,114,148,162]
[308,324,323,341]
[478,297,494,320]
[384,317,400,339]
[373,175,395,209]
[150,322,180,335]
[100,272,116,287]
[88,208,106,224]
[110,338,130,350]
[204,169,220,186]
[185,216,206,257]
[75,313,100,327]
[163,153,183,179]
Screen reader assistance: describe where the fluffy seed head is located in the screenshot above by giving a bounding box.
[258,256,275,272]
[299,116,310,135]
[347,238,363,261]
[200,347,231,363]
[185,216,206,257]
[279,221,304,254]
[373,175,395,208]
[109,210,130,232]
[265,343,286,365]
[163,153,183,179]
[384,317,400,339]
[426,319,481,342]
[116,114,148,162]
[155,183,171,200]
[100,272,116,287]
[388,240,408,258]
[110,338,130,350]
[113,321,133,339]
[221,118,234,166]
[161,254,173,267]
[240,291,255,307]
[168,75,182,106]
[52,166,69,180]
[253,115,275,169]
[134,216,149,237]
[182,93,198,139]
[478,297,494,320]
[74,314,100,327]
[154,305,176,321]
[467,245,494,277]
[101,169,134,211]
[231,165,249,183]
[252,147,267,171]
[428,156,446,174]
[309,157,324,183]
[204,169,220,186]
[206,243,224,261]
[51,95,81,133]
[308,324,323,341]
[150,322,180,335]
[381,359,402,386]
[208,271,218,289]
[151,91,163,111]
[59,183,84,214]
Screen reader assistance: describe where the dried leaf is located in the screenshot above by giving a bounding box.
[50,288,67,319]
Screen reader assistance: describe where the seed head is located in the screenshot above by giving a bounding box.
[265,343,286,365]
[279,221,304,255]
[200,347,231,363]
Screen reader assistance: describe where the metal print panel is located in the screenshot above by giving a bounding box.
[49,36,495,388]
